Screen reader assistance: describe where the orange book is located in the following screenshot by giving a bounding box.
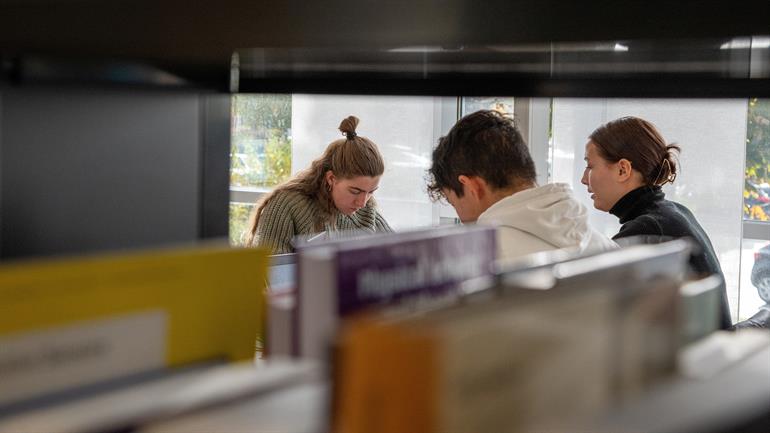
[334,287,616,433]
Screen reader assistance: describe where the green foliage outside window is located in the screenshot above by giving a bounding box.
[230,94,292,188]
[230,94,292,245]
[744,98,770,221]
[229,203,253,245]
[462,97,515,118]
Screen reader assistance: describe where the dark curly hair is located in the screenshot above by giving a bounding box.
[427,110,535,200]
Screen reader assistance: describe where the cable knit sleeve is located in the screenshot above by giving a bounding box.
[256,194,297,254]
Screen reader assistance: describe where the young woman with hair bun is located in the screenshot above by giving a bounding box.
[245,115,392,253]
[581,116,732,329]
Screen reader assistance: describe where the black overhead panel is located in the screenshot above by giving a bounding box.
[234,38,770,97]
[1,0,769,95]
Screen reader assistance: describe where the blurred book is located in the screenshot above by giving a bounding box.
[0,360,320,433]
[267,291,296,358]
[679,275,722,345]
[266,253,297,294]
[138,364,325,433]
[0,244,270,416]
[678,329,770,380]
[333,282,615,433]
[332,240,691,433]
[595,333,770,433]
[546,240,689,401]
[278,225,497,359]
[264,254,298,358]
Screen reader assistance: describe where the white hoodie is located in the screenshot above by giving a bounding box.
[477,183,617,261]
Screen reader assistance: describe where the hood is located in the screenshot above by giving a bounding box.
[478,183,595,250]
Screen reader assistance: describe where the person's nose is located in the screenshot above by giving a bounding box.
[580,169,589,186]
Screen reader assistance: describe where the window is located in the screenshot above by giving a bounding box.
[230,95,768,323]
[229,94,292,245]
[461,97,515,118]
[290,94,448,230]
[230,94,292,189]
[741,98,770,320]
[549,98,768,323]
[744,98,770,224]
[229,95,461,245]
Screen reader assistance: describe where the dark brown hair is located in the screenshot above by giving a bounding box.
[245,116,384,245]
[427,110,535,200]
[589,116,680,186]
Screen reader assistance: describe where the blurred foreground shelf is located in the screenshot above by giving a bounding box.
[596,339,770,433]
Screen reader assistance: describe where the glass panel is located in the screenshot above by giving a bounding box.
[744,98,770,222]
[740,238,770,321]
[290,94,441,230]
[461,97,515,118]
[229,94,457,243]
[229,202,254,246]
[237,38,760,85]
[551,38,752,79]
[552,98,747,322]
[230,94,292,188]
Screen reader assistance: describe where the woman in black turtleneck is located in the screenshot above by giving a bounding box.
[581,116,732,330]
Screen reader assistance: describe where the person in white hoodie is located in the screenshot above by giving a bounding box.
[427,110,617,260]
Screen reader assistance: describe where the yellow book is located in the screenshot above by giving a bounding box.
[0,244,269,407]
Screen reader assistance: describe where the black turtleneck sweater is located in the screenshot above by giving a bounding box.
[610,185,732,329]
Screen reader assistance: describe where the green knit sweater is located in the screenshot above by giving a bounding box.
[256,189,393,254]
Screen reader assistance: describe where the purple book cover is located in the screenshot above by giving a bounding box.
[335,227,496,315]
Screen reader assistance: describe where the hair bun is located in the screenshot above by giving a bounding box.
[339,116,360,140]
[655,143,681,185]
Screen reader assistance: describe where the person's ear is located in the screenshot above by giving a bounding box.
[617,159,633,182]
[325,170,335,187]
[458,175,485,199]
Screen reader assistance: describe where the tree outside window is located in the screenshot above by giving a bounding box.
[744,98,770,222]
[230,94,293,245]
[231,94,292,188]
[461,97,515,118]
